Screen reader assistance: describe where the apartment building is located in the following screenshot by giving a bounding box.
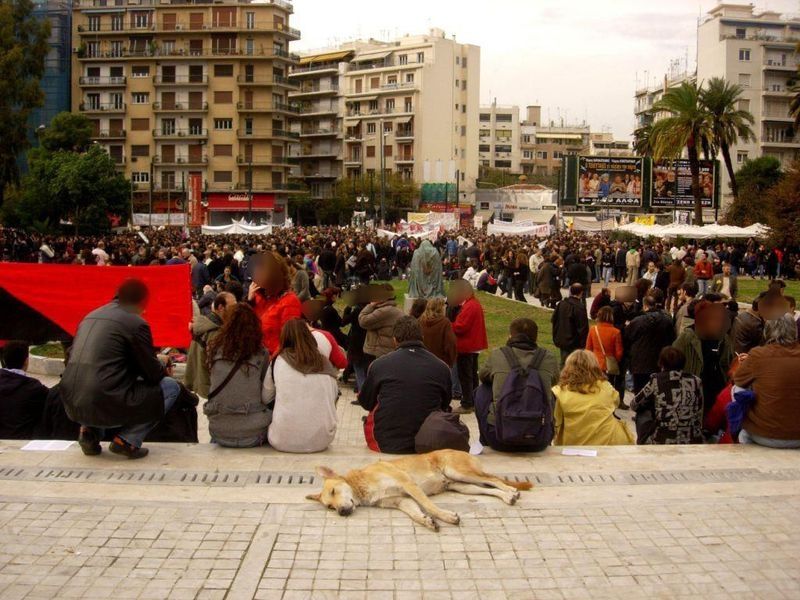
[589,132,632,157]
[697,3,800,203]
[288,29,480,205]
[71,0,300,225]
[478,102,520,172]
[633,70,696,132]
[520,105,590,177]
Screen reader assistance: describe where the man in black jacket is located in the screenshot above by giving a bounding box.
[359,316,451,454]
[624,294,676,394]
[0,341,48,439]
[552,283,589,366]
[61,279,180,459]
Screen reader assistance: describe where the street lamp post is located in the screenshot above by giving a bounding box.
[380,122,386,225]
[248,159,253,223]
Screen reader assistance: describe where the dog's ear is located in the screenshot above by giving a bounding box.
[305,492,321,502]
[316,466,337,479]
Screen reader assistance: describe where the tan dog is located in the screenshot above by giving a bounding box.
[305,449,533,531]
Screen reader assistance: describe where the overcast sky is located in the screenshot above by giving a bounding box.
[291,0,799,140]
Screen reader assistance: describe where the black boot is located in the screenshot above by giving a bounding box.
[109,436,149,460]
[78,427,102,456]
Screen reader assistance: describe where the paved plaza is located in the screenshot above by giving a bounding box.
[1,387,799,599]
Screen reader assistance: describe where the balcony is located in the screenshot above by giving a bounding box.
[236,101,302,114]
[345,106,413,118]
[344,156,362,165]
[760,135,800,147]
[395,156,415,164]
[237,75,297,88]
[289,62,340,76]
[763,59,798,71]
[299,127,340,137]
[291,84,339,97]
[79,102,126,113]
[396,128,414,140]
[294,148,339,159]
[237,129,299,141]
[152,128,209,139]
[152,183,186,193]
[295,169,337,179]
[296,104,338,116]
[79,75,126,87]
[233,182,301,192]
[81,47,299,61]
[153,155,209,166]
[96,129,126,139]
[154,75,208,86]
[762,86,793,96]
[153,101,209,113]
[350,81,417,95]
[762,109,793,122]
[236,155,293,167]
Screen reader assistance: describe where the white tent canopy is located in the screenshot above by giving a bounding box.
[200,219,273,235]
[617,222,769,239]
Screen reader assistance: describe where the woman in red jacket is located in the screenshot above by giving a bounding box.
[248,251,302,356]
[450,280,488,414]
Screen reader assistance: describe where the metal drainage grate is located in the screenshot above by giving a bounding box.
[0,467,316,487]
[504,468,791,487]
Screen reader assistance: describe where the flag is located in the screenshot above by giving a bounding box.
[0,263,192,348]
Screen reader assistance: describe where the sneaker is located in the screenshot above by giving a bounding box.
[453,405,475,415]
[78,427,102,456]
[109,436,149,460]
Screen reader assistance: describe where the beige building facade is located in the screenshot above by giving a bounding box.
[520,105,590,177]
[697,3,800,203]
[478,102,520,172]
[288,29,480,205]
[71,0,300,225]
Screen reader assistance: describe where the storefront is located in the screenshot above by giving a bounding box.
[204,192,282,226]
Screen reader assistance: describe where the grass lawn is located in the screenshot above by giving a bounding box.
[737,277,800,304]
[29,342,66,359]
[384,280,556,361]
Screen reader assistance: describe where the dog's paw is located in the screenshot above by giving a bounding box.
[505,491,521,505]
[422,515,439,531]
[440,510,460,525]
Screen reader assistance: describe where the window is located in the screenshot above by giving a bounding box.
[132,92,149,104]
[384,144,392,157]
[214,64,233,77]
[479,113,490,122]
[738,48,751,61]
[404,96,412,112]
[462,104,466,113]
[214,171,232,183]
[383,122,392,133]
[132,65,149,78]
[110,93,124,109]
[214,91,233,104]
[736,27,746,39]
[455,104,459,111]
[246,12,255,29]
[133,12,149,28]
[496,114,513,122]
[462,80,466,90]
[370,77,379,89]
[495,160,511,168]
[131,145,149,157]
[416,52,424,63]
[739,99,750,112]
[366,146,375,157]
[456,56,460,65]
[738,73,751,87]
[86,41,99,58]
[496,130,512,141]
[462,57,467,68]
[737,151,749,163]
[386,98,395,111]
[387,75,397,85]
[214,144,232,156]
[455,79,459,88]
[405,73,414,83]
[536,151,548,160]
[110,41,124,57]
[523,150,533,159]
[367,123,376,134]
[131,172,149,184]
[461,126,466,136]
[131,118,149,131]
[214,118,233,130]
[368,99,378,111]
[495,145,512,153]
[88,16,100,32]
[399,54,408,65]
[111,15,123,31]
[245,38,254,55]
[479,144,490,152]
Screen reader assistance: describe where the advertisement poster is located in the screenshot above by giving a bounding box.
[652,159,715,208]
[577,157,643,207]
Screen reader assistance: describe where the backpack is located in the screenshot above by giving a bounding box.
[495,347,554,448]
[414,411,470,454]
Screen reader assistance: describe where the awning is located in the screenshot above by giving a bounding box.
[298,49,353,66]
[346,119,361,128]
[396,116,414,124]
[476,209,494,222]
[513,209,556,224]
[353,50,392,62]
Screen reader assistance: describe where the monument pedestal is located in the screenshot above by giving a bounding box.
[403,294,416,313]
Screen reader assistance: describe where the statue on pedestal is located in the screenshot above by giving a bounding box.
[408,239,445,299]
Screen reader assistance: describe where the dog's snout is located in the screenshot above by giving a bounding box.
[337,505,354,517]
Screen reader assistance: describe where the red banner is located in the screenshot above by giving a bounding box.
[0,264,192,348]
[189,174,203,227]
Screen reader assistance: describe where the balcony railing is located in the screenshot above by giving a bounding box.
[396,128,414,138]
[300,127,340,136]
[153,155,209,165]
[289,62,341,75]
[237,129,299,139]
[152,128,209,138]
[154,75,208,85]
[152,182,186,192]
[236,75,296,86]
[234,182,299,191]
[79,75,126,86]
[79,102,126,112]
[293,84,339,95]
[153,101,209,111]
[236,155,290,165]
[97,129,127,138]
[297,104,338,114]
[81,47,299,60]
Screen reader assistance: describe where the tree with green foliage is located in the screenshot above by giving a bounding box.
[322,174,418,225]
[633,122,655,157]
[0,0,50,207]
[767,161,800,248]
[4,145,130,234]
[650,81,715,225]
[791,42,800,129]
[39,112,94,153]
[701,77,755,201]
[725,156,783,226]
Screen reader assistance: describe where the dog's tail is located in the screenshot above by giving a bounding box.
[501,479,533,491]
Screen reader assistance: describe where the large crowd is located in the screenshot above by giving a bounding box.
[1,224,799,456]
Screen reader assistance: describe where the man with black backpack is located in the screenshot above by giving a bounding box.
[475,318,559,452]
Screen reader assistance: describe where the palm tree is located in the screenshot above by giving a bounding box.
[791,42,800,128]
[650,81,714,225]
[633,122,654,157]
[701,77,755,201]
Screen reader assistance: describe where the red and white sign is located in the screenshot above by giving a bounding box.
[206,192,275,212]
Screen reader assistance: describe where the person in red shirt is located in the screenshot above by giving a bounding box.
[450,279,488,414]
[248,251,302,356]
[694,252,714,297]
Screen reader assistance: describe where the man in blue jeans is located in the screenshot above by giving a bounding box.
[61,279,180,459]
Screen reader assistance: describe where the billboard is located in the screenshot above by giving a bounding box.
[578,157,643,207]
[652,159,715,208]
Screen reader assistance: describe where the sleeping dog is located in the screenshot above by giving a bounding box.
[306,449,532,531]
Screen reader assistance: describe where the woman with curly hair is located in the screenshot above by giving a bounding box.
[552,350,634,446]
[203,303,271,448]
[265,319,340,453]
[248,251,303,356]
